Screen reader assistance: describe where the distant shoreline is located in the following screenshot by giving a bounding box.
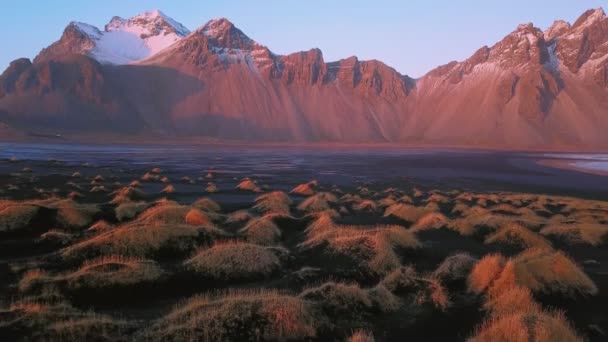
[539,159,608,177]
[1,136,608,154]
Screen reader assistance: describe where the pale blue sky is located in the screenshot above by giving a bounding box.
[1,0,605,77]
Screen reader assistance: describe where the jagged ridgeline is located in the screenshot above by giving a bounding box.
[1,8,607,147]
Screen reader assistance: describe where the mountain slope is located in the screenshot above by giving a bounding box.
[0,8,607,148]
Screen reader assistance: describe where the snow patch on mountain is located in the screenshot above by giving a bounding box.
[73,10,190,64]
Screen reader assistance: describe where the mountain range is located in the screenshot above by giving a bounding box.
[1,8,607,149]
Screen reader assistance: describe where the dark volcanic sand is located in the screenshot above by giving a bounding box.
[0,143,607,341]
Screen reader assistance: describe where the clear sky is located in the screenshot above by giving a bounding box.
[1,0,605,77]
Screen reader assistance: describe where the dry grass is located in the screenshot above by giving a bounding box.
[383,203,428,223]
[192,197,221,212]
[469,310,581,342]
[63,255,163,289]
[53,199,100,229]
[484,223,553,250]
[410,212,449,232]
[236,178,261,192]
[415,277,450,311]
[61,223,217,259]
[239,216,281,245]
[368,284,402,312]
[300,282,372,314]
[483,285,541,318]
[142,290,318,341]
[160,185,175,194]
[353,200,378,213]
[88,220,113,232]
[380,266,419,293]
[470,249,597,298]
[540,223,608,246]
[185,242,281,280]
[4,299,132,341]
[184,208,213,226]
[291,182,316,196]
[226,209,253,224]
[137,204,190,225]
[253,191,292,216]
[300,224,421,276]
[468,254,507,294]
[508,248,598,297]
[434,253,478,282]
[0,201,40,232]
[19,269,51,292]
[347,330,375,342]
[110,186,145,204]
[205,182,218,193]
[298,192,338,213]
[115,201,148,222]
[40,229,74,245]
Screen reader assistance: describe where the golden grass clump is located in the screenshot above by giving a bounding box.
[410,212,449,232]
[483,284,541,318]
[380,266,419,293]
[192,197,221,212]
[63,255,163,289]
[368,284,402,313]
[53,199,100,229]
[184,208,213,226]
[115,201,148,222]
[468,254,507,294]
[19,269,51,292]
[185,242,281,280]
[61,223,215,259]
[0,201,40,232]
[353,199,378,213]
[433,253,478,282]
[300,282,372,314]
[141,172,160,182]
[383,203,428,223]
[205,182,218,193]
[469,310,581,342]
[484,223,553,250]
[291,182,316,196]
[540,223,608,246]
[87,220,113,232]
[414,277,450,311]
[142,290,318,341]
[253,191,292,216]
[347,330,375,342]
[470,249,597,298]
[300,224,421,276]
[160,185,175,194]
[225,209,253,224]
[4,299,132,341]
[137,203,190,225]
[297,192,338,213]
[110,186,145,204]
[508,248,598,297]
[236,178,261,192]
[239,216,282,245]
[40,229,74,245]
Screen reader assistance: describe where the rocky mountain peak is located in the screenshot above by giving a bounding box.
[544,20,571,40]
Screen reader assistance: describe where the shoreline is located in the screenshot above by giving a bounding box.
[1,137,608,154]
[538,158,608,177]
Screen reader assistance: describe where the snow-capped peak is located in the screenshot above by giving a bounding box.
[62,10,191,65]
[106,10,190,38]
